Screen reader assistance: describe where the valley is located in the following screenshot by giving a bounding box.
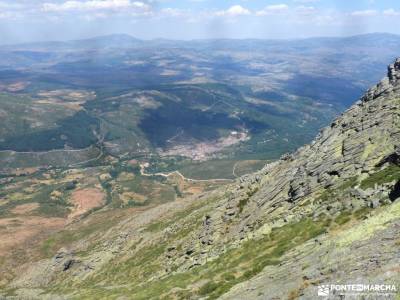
[0,34,399,299]
[1,34,400,177]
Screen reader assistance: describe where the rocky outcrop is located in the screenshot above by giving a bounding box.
[362,58,400,102]
[4,58,400,300]
[221,203,400,300]
[167,58,400,270]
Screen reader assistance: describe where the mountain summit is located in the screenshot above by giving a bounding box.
[362,57,400,102]
[4,59,400,299]
[388,58,400,83]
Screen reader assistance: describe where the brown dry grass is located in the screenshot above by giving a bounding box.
[11,203,40,215]
[0,217,65,256]
[0,81,29,92]
[68,188,105,220]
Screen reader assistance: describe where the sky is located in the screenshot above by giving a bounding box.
[0,0,400,44]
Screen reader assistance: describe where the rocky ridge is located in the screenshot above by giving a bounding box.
[171,57,400,269]
[2,58,400,299]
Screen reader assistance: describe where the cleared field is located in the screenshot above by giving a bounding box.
[233,160,268,177]
[0,146,101,170]
[178,159,267,180]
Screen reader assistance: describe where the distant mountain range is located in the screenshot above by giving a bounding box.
[3,32,400,50]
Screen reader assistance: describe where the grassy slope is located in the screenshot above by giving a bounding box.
[0,92,73,140]
[12,165,395,299]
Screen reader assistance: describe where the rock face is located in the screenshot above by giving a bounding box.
[221,206,400,300]
[172,57,400,267]
[3,59,400,299]
[216,58,400,299]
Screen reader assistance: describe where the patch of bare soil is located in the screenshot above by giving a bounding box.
[10,168,40,176]
[68,188,106,220]
[0,216,66,285]
[0,81,30,92]
[134,95,161,109]
[120,192,147,204]
[37,89,96,102]
[106,92,161,109]
[11,203,40,215]
[35,89,96,111]
[35,99,83,111]
[165,172,220,197]
[0,217,65,256]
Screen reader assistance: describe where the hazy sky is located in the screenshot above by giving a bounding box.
[1,0,400,44]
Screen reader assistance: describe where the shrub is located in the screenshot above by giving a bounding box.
[198,281,219,296]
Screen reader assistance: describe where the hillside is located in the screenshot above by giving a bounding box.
[1,33,400,180]
[1,58,399,299]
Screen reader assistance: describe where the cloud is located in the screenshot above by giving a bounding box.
[216,5,251,17]
[293,0,318,3]
[256,4,289,16]
[295,5,316,15]
[161,8,188,17]
[383,8,400,16]
[42,0,151,13]
[350,9,378,17]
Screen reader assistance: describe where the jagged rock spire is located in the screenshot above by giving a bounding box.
[362,57,400,102]
[388,57,400,83]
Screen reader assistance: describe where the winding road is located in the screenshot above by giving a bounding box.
[139,163,234,183]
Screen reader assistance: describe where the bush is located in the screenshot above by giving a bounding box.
[360,165,400,190]
[198,281,219,296]
[223,273,236,282]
